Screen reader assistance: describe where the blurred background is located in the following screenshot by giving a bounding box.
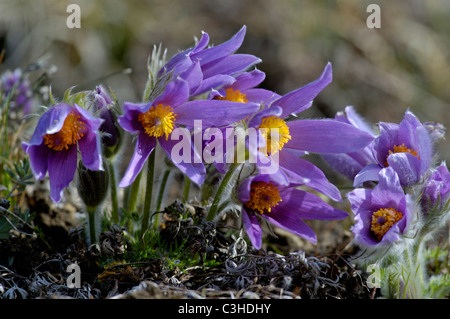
[1,0,450,165]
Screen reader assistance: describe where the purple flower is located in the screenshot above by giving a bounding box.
[354,110,433,187]
[160,25,261,96]
[321,106,377,180]
[348,167,415,247]
[238,173,348,249]
[421,162,450,213]
[246,63,375,202]
[118,78,260,187]
[1,69,34,114]
[22,103,103,202]
[92,86,121,156]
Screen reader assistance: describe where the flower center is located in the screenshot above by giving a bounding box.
[257,116,292,155]
[138,103,176,140]
[370,208,403,241]
[214,88,248,103]
[385,143,419,167]
[245,181,282,214]
[43,111,85,151]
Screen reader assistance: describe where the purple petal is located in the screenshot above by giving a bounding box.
[353,164,381,187]
[279,150,342,201]
[231,69,265,91]
[342,106,375,135]
[386,152,420,186]
[273,62,332,118]
[24,143,50,180]
[28,103,72,146]
[286,119,374,154]
[264,206,318,244]
[119,102,147,133]
[278,188,348,220]
[191,25,246,65]
[244,89,281,106]
[371,167,406,208]
[155,78,189,108]
[191,74,236,96]
[119,133,156,187]
[160,134,206,185]
[201,54,262,79]
[78,128,103,171]
[48,145,78,202]
[175,100,260,128]
[242,208,263,249]
[321,153,366,181]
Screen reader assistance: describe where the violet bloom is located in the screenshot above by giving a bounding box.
[238,173,348,249]
[92,86,121,157]
[421,162,450,213]
[22,103,103,202]
[118,78,259,187]
[0,69,34,114]
[321,106,377,181]
[246,63,375,202]
[348,167,415,247]
[354,110,432,187]
[160,25,261,96]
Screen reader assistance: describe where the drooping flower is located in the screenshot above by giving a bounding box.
[421,162,450,214]
[118,78,259,187]
[238,173,348,249]
[92,85,122,157]
[321,106,378,181]
[348,167,415,247]
[22,103,103,202]
[354,110,433,187]
[0,68,34,114]
[159,25,261,97]
[245,63,375,202]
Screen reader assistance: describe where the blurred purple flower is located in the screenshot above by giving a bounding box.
[421,162,450,213]
[118,78,259,187]
[1,69,34,114]
[92,86,121,156]
[238,173,348,249]
[348,167,415,247]
[354,110,432,187]
[22,103,103,202]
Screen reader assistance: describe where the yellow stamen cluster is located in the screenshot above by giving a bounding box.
[245,181,282,214]
[370,208,403,241]
[214,88,248,103]
[138,103,176,140]
[257,116,292,155]
[44,111,85,151]
[385,143,419,167]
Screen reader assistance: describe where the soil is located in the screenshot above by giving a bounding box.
[0,185,376,300]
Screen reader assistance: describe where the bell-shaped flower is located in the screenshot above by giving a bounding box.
[238,173,348,249]
[22,103,103,202]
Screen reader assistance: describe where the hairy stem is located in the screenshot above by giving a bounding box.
[206,162,241,221]
[106,159,119,224]
[141,150,156,237]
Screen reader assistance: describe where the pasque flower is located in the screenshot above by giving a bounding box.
[238,173,349,249]
[246,63,375,201]
[421,162,450,214]
[160,25,261,97]
[22,103,103,202]
[354,110,432,187]
[118,78,259,187]
[348,167,415,247]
